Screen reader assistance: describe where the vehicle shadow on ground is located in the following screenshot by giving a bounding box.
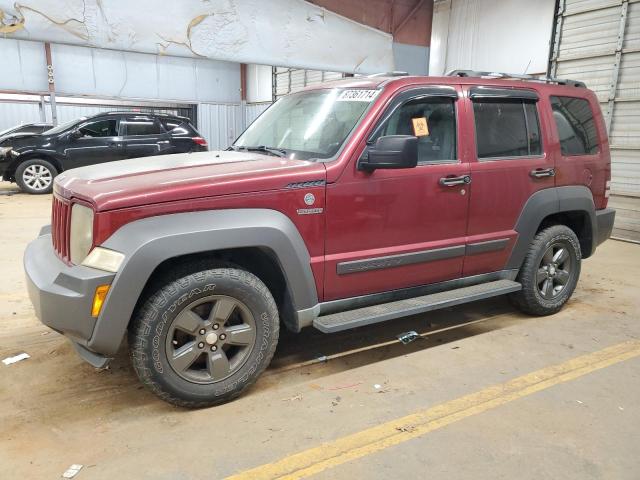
[2,296,532,428]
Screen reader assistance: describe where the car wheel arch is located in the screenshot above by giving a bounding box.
[89,209,318,356]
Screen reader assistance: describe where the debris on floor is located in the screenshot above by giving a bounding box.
[396,331,420,345]
[327,382,362,391]
[2,352,30,365]
[281,393,303,402]
[395,425,417,433]
[62,464,83,478]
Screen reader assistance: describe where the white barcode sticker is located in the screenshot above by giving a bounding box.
[337,89,380,102]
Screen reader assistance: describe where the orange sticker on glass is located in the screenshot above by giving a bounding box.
[412,117,429,137]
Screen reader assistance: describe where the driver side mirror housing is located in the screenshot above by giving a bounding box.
[69,129,82,140]
[358,135,418,171]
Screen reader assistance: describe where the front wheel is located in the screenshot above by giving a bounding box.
[510,225,582,316]
[15,159,58,194]
[129,267,280,407]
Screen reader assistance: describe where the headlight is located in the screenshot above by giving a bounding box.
[0,146,12,157]
[82,247,125,272]
[69,203,94,264]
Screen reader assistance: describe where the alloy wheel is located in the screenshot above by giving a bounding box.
[165,295,257,384]
[22,164,53,191]
[537,241,572,299]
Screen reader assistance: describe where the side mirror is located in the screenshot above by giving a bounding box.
[69,129,82,140]
[359,135,418,171]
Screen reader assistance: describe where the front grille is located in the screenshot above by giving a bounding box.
[51,195,71,262]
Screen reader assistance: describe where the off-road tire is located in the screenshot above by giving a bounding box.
[15,159,58,194]
[129,268,279,408]
[510,225,582,316]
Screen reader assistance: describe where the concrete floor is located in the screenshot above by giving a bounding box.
[0,181,638,479]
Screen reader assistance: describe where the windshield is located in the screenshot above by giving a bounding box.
[43,117,86,135]
[234,88,379,160]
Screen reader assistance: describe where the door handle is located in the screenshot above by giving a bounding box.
[107,142,121,148]
[157,140,170,144]
[530,168,555,178]
[439,175,471,187]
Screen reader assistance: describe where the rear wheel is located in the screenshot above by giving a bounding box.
[15,159,57,194]
[510,225,581,316]
[129,267,279,407]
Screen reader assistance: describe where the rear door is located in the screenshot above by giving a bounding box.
[120,115,172,158]
[462,86,555,277]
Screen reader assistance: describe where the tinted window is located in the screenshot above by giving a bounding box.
[550,96,599,155]
[378,97,456,163]
[123,117,162,136]
[160,118,196,136]
[473,99,542,159]
[78,119,118,138]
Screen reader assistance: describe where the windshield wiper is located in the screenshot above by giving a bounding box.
[232,145,287,157]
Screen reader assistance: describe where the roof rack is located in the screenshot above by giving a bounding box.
[367,71,410,77]
[445,70,586,88]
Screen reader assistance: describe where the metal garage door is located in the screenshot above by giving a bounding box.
[273,67,345,100]
[550,0,640,241]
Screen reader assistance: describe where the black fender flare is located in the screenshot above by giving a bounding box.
[89,209,318,355]
[506,186,597,270]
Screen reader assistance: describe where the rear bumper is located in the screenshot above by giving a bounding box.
[595,208,615,246]
[24,228,115,364]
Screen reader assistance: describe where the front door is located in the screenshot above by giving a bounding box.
[62,117,124,168]
[461,85,556,277]
[323,86,471,301]
[121,115,172,158]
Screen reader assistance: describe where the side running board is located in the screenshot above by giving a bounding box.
[313,279,521,333]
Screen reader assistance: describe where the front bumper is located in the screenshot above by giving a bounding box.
[24,227,115,366]
[595,208,615,246]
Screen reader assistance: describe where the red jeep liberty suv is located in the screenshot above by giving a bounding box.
[24,71,615,407]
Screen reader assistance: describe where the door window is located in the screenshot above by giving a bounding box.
[123,117,162,136]
[377,96,457,164]
[78,119,118,138]
[473,99,541,159]
[550,96,599,155]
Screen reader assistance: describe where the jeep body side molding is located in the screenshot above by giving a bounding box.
[90,209,318,355]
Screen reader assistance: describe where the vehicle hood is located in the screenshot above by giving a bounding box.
[0,132,43,147]
[54,151,328,211]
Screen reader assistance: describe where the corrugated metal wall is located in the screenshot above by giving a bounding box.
[273,68,345,99]
[0,101,43,131]
[197,104,244,151]
[244,103,272,127]
[551,0,640,241]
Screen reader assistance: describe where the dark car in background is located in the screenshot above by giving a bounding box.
[0,123,53,146]
[0,112,207,194]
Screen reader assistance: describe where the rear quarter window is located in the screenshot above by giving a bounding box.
[550,96,599,155]
[160,119,197,136]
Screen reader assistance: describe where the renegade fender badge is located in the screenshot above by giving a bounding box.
[297,208,323,215]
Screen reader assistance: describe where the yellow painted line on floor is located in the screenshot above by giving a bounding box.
[226,339,640,480]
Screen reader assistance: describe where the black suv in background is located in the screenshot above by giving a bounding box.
[0,112,207,194]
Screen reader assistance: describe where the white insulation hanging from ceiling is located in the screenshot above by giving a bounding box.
[0,0,394,73]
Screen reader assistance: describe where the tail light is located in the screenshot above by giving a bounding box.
[192,137,208,147]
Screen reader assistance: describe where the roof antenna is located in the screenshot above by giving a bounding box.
[523,59,532,75]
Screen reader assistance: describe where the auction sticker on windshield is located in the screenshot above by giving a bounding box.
[337,90,380,102]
